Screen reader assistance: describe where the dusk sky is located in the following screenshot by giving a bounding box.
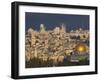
[25,12,89,31]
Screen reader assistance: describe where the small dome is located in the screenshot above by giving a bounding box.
[27,28,34,33]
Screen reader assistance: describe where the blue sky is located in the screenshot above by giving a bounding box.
[25,12,89,31]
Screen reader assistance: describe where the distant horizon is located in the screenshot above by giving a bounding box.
[26,24,88,32]
[25,12,89,31]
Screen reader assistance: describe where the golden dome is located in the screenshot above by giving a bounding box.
[75,44,88,54]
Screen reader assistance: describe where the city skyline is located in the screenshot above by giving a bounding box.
[25,12,89,31]
[25,25,89,68]
[25,12,89,68]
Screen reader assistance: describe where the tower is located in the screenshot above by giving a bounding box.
[60,24,66,33]
[40,24,46,33]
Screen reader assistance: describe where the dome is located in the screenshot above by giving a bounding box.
[27,28,34,34]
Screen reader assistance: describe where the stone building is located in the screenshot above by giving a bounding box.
[25,24,89,64]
